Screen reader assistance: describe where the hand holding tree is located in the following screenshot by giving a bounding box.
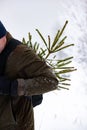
[22,21,76,90]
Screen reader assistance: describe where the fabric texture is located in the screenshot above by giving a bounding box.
[0,95,34,130]
[0,95,16,129]
[12,96,34,130]
[5,42,58,96]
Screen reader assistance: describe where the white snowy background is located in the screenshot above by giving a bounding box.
[0,0,87,130]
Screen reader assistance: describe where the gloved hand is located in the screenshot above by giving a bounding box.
[17,76,58,96]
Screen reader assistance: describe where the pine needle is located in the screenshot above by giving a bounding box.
[22,20,76,90]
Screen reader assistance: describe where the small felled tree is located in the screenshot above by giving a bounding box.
[22,21,76,90]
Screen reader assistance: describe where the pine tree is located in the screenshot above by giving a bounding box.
[22,21,76,90]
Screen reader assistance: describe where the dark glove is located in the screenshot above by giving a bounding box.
[17,76,58,96]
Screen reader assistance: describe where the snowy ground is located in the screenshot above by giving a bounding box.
[0,0,87,130]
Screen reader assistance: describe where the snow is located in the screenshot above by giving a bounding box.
[0,0,87,130]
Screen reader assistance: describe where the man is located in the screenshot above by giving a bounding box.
[0,21,58,130]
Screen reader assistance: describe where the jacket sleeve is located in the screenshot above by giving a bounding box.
[0,76,18,96]
[5,44,58,96]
